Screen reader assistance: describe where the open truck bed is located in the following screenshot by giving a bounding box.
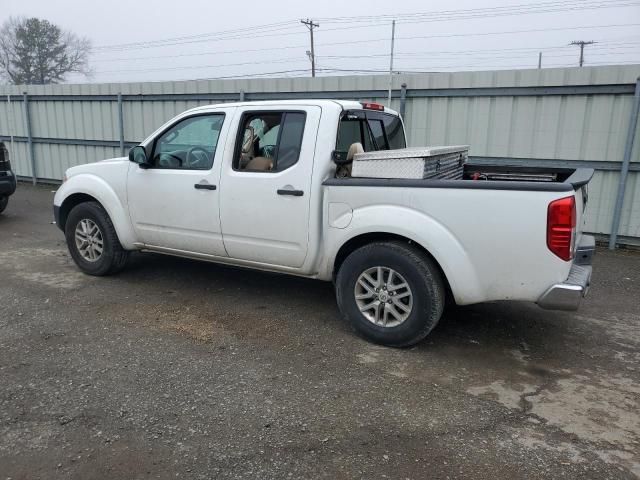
[326,163,594,192]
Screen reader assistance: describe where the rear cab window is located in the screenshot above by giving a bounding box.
[335,110,406,159]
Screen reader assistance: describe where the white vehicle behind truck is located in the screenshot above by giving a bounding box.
[53,100,594,347]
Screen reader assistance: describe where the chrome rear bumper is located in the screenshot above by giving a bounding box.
[537,235,594,311]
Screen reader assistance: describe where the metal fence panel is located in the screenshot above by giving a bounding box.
[0,65,639,242]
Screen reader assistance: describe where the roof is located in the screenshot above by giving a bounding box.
[186,99,399,116]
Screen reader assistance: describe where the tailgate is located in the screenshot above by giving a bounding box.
[567,168,594,257]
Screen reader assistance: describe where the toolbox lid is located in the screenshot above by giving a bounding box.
[354,145,469,161]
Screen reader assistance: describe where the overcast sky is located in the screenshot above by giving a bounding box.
[3,0,640,83]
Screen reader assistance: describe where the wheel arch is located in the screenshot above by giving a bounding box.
[333,232,454,302]
[58,192,100,231]
[54,174,137,249]
[325,204,485,305]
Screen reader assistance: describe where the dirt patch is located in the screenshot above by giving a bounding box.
[0,247,89,290]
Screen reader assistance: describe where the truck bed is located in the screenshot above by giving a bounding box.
[322,163,591,306]
[326,164,594,192]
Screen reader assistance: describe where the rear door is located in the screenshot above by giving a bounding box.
[219,105,321,268]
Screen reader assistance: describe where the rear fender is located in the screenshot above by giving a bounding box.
[326,205,484,305]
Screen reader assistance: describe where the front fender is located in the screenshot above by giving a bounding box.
[325,205,484,305]
[53,174,137,250]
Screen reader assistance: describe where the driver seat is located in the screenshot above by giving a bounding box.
[245,156,273,171]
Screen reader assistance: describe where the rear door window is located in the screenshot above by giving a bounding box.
[234,111,306,172]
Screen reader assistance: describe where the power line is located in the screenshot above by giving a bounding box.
[92,0,640,52]
[87,58,640,83]
[90,47,639,77]
[93,21,299,51]
[92,37,640,65]
[95,25,305,52]
[90,22,640,66]
[95,57,308,75]
[179,69,318,80]
[314,23,640,51]
[317,0,639,23]
[318,43,640,60]
[321,51,637,64]
[93,48,638,76]
[317,59,640,74]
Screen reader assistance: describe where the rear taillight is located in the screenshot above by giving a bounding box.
[547,196,576,261]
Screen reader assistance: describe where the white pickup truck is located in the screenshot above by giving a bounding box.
[53,100,594,347]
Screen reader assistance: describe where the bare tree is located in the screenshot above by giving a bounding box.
[0,17,91,85]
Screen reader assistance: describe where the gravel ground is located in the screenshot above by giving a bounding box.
[1,184,639,480]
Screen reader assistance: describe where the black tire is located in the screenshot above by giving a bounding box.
[0,195,8,214]
[335,241,445,347]
[65,201,129,276]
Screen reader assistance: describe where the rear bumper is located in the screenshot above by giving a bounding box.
[0,172,16,196]
[537,235,594,311]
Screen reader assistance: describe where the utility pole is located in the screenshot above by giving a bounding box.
[538,51,542,69]
[387,20,396,106]
[569,40,595,67]
[301,19,319,77]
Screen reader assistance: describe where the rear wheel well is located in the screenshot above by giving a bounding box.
[333,233,454,303]
[59,193,100,231]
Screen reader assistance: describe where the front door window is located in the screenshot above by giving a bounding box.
[152,114,225,170]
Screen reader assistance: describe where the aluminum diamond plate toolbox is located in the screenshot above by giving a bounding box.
[351,146,469,179]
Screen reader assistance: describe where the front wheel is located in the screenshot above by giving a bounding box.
[0,195,8,213]
[65,201,129,276]
[335,241,445,347]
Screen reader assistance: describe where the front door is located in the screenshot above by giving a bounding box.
[219,106,320,268]
[127,110,232,256]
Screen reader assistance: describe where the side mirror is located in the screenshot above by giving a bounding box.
[129,146,149,168]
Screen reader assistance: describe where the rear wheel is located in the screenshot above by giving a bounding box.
[336,241,445,347]
[65,201,128,276]
[0,195,8,213]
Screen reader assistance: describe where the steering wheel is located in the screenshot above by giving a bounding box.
[186,146,210,168]
[157,152,183,168]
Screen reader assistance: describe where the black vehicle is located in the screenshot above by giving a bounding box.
[0,143,17,213]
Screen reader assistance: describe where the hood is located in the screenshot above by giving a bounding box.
[66,156,129,179]
[100,156,129,164]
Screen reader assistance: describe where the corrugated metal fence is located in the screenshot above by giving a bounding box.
[1,65,639,244]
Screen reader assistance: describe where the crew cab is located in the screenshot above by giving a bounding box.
[53,100,594,347]
[0,142,16,214]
